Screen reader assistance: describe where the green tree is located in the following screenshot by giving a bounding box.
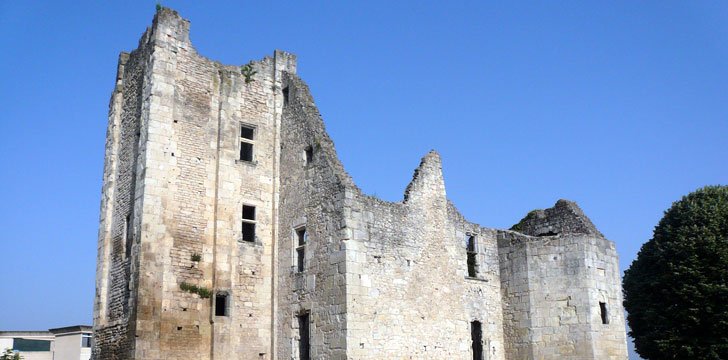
[623,185,728,359]
[0,348,22,360]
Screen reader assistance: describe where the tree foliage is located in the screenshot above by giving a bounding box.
[623,185,728,359]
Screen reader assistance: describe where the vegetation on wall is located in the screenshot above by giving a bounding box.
[623,185,728,360]
[180,282,212,299]
[510,210,538,232]
[241,62,257,83]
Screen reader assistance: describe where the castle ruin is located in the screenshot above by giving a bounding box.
[92,8,629,360]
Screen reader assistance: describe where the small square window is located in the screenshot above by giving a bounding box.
[241,125,254,140]
[243,205,255,220]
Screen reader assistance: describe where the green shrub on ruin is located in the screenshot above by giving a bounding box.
[241,62,257,83]
[180,282,212,299]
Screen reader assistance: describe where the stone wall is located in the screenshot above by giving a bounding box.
[94,8,295,360]
[94,8,628,360]
[93,22,154,360]
[276,76,509,359]
[340,152,507,360]
[276,73,352,360]
[510,199,602,237]
[499,201,627,359]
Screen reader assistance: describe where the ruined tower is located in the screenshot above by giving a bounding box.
[93,8,628,360]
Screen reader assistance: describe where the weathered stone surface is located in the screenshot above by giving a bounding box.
[93,8,628,360]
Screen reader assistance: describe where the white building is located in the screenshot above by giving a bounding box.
[0,325,92,360]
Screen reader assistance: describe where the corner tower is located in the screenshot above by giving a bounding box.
[93,8,295,360]
[498,200,628,359]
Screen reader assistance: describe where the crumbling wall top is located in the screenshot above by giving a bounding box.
[509,199,603,237]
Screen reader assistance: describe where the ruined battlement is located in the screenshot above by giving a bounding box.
[93,9,628,360]
[509,199,604,237]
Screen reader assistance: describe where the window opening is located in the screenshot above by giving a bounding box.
[81,334,92,348]
[599,302,609,324]
[467,235,477,278]
[305,146,313,166]
[296,228,306,272]
[471,320,483,360]
[13,338,51,352]
[298,312,310,360]
[242,205,256,243]
[240,125,255,162]
[282,86,289,106]
[125,213,133,258]
[215,293,228,316]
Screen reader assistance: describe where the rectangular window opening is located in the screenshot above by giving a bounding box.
[471,320,483,360]
[240,142,253,162]
[243,205,256,220]
[467,235,478,278]
[125,213,133,258]
[81,334,92,348]
[298,312,310,360]
[305,146,313,166]
[215,293,228,316]
[296,227,306,272]
[282,86,289,106]
[599,302,609,324]
[240,125,254,140]
[240,125,255,162]
[13,338,51,352]
[242,205,256,243]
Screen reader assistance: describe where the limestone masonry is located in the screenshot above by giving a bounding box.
[93,8,628,360]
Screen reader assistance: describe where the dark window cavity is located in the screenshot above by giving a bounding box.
[296,227,306,272]
[282,86,289,106]
[600,302,609,324]
[471,320,483,360]
[305,146,313,166]
[240,142,253,162]
[240,125,254,140]
[215,293,228,316]
[240,125,255,162]
[125,213,133,258]
[242,205,256,243]
[467,235,477,278]
[298,312,310,360]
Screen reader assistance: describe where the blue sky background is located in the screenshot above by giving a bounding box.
[1,1,726,359]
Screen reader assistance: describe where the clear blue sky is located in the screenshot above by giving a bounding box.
[1,1,726,359]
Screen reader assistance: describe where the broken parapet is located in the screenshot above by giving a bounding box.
[509,199,603,237]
